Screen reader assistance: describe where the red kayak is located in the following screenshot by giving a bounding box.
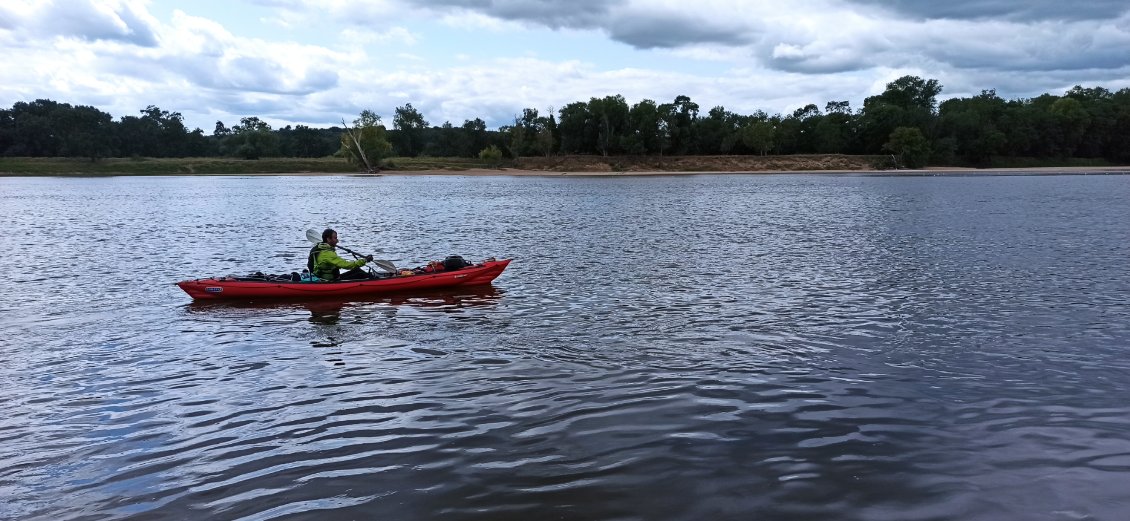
[178,259,511,301]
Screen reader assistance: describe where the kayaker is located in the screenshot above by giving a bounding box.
[307,228,373,281]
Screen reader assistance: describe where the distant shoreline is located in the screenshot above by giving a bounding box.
[3,155,1128,177]
[213,166,1130,177]
[5,167,1130,178]
[362,166,1130,177]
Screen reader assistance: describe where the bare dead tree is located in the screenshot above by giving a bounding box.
[341,118,376,173]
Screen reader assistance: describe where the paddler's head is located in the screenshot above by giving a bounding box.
[322,228,338,247]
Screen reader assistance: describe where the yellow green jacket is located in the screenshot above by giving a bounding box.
[307,243,367,280]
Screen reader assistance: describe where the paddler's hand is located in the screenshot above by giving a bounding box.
[365,255,374,262]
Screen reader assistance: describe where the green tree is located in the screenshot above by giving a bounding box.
[459,118,489,157]
[117,114,158,157]
[875,76,942,112]
[660,95,699,154]
[535,118,556,157]
[693,106,747,154]
[0,107,14,155]
[4,99,117,158]
[225,116,278,159]
[1064,86,1115,158]
[422,121,460,157]
[775,104,821,154]
[814,100,855,153]
[1048,97,1091,158]
[279,124,336,157]
[185,128,210,156]
[588,95,630,156]
[112,106,195,157]
[937,90,1008,165]
[741,115,776,155]
[479,144,503,164]
[1109,88,1130,162]
[143,106,190,156]
[57,105,113,160]
[507,108,557,157]
[858,103,908,154]
[557,101,595,154]
[623,99,665,155]
[6,99,63,156]
[859,76,941,153]
[883,127,931,168]
[391,103,428,157]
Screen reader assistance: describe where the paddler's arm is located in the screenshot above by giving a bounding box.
[321,250,368,270]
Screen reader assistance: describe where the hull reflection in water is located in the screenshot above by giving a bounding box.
[186,285,505,324]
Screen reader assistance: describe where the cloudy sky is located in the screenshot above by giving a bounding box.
[3,0,1129,133]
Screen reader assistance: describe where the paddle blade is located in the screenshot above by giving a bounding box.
[373,259,397,273]
[305,229,321,243]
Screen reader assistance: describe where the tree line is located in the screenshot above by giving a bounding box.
[3,76,1129,167]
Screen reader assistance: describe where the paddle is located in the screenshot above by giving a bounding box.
[305,229,398,273]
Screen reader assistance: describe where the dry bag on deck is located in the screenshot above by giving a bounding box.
[443,255,471,270]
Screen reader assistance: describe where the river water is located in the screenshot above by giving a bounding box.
[1,173,1129,520]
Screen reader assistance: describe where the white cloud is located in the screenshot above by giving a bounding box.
[437,11,524,31]
[339,26,418,46]
[4,0,161,46]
